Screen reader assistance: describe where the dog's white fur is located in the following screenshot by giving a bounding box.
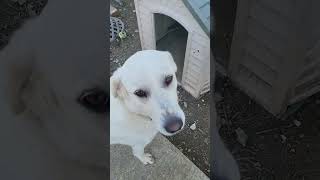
[0,0,108,179]
[110,50,185,164]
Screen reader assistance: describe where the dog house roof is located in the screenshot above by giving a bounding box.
[182,0,210,36]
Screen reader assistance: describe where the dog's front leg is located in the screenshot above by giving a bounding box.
[132,143,154,165]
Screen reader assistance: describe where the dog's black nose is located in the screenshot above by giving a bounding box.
[164,116,183,133]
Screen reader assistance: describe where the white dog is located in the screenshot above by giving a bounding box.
[0,0,108,179]
[110,50,185,164]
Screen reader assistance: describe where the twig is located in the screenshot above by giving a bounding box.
[256,127,279,135]
[256,124,293,135]
[231,111,241,121]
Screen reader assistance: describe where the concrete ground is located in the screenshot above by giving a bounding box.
[110,134,209,180]
[110,0,210,176]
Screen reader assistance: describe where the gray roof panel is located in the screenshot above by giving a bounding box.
[183,0,210,36]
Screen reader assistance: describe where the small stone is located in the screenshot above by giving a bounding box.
[293,119,301,127]
[235,127,248,147]
[204,138,209,144]
[183,102,188,108]
[133,10,136,13]
[187,149,191,152]
[220,118,227,125]
[134,29,139,33]
[201,99,205,102]
[17,0,27,5]
[280,134,287,143]
[258,144,264,149]
[254,162,261,167]
[190,123,196,130]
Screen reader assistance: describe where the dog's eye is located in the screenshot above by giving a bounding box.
[78,88,108,113]
[134,89,148,98]
[164,75,173,86]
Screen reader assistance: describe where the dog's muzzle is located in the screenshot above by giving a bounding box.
[163,115,183,133]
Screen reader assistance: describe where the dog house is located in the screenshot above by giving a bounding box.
[133,0,210,98]
[228,0,320,115]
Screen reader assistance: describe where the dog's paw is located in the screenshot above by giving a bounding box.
[139,153,154,165]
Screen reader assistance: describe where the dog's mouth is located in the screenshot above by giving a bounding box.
[136,113,152,121]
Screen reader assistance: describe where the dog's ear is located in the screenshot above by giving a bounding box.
[0,29,35,115]
[165,51,177,73]
[110,68,128,99]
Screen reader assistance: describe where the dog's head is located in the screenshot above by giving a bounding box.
[0,0,109,168]
[111,50,185,136]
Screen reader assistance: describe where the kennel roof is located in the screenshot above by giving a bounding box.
[182,0,210,36]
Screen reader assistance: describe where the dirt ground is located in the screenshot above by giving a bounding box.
[215,73,320,180]
[110,0,210,176]
[0,0,47,49]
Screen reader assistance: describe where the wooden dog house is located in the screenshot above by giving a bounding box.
[133,0,210,98]
[228,0,320,115]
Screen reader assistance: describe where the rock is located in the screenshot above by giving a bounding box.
[183,102,188,108]
[235,127,248,147]
[280,134,287,143]
[293,119,301,127]
[110,5,119,16]
[220,118,227,126]
[190,123,196,130]
[204,138,209,144]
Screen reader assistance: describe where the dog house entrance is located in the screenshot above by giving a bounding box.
[154,13,188,83]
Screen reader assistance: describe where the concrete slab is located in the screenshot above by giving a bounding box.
[110,134,209,180]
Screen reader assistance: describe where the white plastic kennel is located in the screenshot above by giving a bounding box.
[133,0,210,98]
